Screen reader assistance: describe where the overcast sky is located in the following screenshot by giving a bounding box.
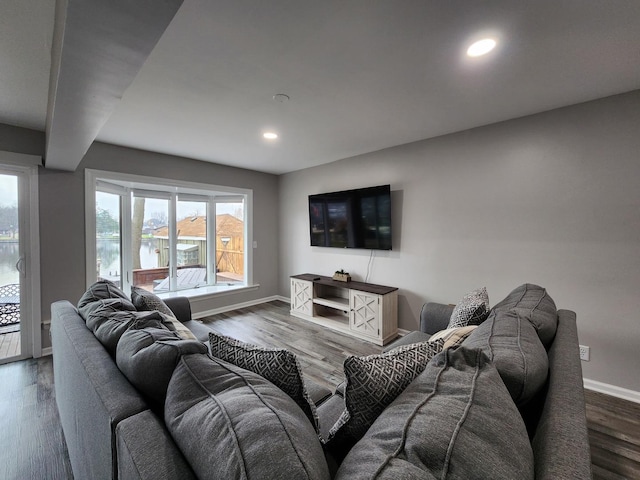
[96,192,241,221]
[0,174,17,207]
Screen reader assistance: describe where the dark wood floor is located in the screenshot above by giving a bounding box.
[0,356,73,480]
[586,389,640,479]
[0,300,637,479]
[200,300,382,391]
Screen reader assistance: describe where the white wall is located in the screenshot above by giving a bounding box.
[279,90,640,393]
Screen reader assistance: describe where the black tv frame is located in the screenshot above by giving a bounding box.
[308,184,392,250]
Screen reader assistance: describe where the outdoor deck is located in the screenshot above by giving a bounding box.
[0,331,20,358]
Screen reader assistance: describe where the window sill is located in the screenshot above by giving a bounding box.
[156,283,259,302]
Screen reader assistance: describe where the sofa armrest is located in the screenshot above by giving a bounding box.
[51,301,148,480]
[163,296,192,323]
[531,309,592,479]
[419,302,454,334]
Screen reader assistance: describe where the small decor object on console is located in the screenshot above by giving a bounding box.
[332,269,351,282]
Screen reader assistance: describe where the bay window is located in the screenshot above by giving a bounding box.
[86,170,252,298]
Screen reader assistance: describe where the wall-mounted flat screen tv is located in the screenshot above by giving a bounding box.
[309,184,392,250]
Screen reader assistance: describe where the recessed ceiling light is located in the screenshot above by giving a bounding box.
[467,38,497,57]
[263,132,278,140]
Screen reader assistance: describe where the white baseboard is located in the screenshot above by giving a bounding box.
[192,295,288,319]
[584,378,640,404]
[42,347,52,357]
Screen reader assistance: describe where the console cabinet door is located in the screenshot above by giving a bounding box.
[350,291,380,339]
[291,278,313,316]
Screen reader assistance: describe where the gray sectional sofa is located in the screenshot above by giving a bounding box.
[51,282,592,479]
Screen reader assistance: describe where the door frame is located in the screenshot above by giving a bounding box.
[0,152,42,362]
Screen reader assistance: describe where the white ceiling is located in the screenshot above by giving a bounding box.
[2,0,640,174]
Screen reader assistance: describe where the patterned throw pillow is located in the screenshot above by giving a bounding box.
[130,286,196,340]
[429,325,478,349]
[327,338,445,444]
[448,287,490,329]
[208,332,319,432]
[130,286,174,316]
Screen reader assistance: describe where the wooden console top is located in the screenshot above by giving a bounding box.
[291,273,398,296]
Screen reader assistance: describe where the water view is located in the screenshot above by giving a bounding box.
[0,242,19,286]
[97,238,161,277]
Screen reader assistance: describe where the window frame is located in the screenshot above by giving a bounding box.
[85,169,254,300]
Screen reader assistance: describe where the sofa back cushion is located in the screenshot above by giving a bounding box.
[165,353,330,480]
[492,283,558,347]
[86,307,168,356]
[462,309,548,406]
[116,327,207,409]
[334,347,534,480]
[77,279,134,319]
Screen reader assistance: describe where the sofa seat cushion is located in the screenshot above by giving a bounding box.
[208,331,319,431]
[462,309,548,406]
[328,339,445,445]
[165,353,330,480]
[492,283,558,347]
[116,327,207,409]
[334,347,534,480]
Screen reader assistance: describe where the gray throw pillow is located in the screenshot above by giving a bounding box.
[462,309,549,406]
[130,286,174,316]
[447,287,490,329]
[335,347,534,480]
[116,327,207,409]
[491,283,558,348]
[208,332,318,431]
[327,338,445,444]
[165,353,331,480]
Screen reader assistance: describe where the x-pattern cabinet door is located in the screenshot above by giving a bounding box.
[291,278,313,316]
[350,291,380,339]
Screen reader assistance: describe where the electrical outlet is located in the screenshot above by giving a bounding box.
[579,345,590,362]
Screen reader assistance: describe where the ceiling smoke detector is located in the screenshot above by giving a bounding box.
[273,93,290,103]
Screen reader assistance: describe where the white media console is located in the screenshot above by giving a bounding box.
[290,274,398,346]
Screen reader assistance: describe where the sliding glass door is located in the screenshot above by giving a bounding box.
[0,159,40,364]
[0,173,21,361]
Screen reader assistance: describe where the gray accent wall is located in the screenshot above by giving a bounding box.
[37,142,279,349]
[278,90,640,392]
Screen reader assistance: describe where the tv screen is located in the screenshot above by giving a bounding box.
[309,185,392,250]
